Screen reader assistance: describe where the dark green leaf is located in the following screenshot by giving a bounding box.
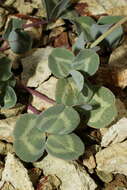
[0,57,12,81]
[8,29,33,54]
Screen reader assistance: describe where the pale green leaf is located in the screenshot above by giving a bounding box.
[3,86,17,109]
[13,114,46,162]
[70,70,84,91]
[36,104,80,135]
[0,57,12,81]
[46,133,85,160]
[48,48,74,78]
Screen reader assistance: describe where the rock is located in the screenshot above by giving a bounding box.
[83,147,96,170]
[0,153,34,190]
[29,77,57,112]
[1,182,16,190]
[36,175,61,190]
[96,141,127,176]
[21,47,52,87]
[0,104,25,118]
[34,155,97,190]
[96,170,113,183]
[0,141,14,155]
[101,118,127,147]
[0,116,18,143]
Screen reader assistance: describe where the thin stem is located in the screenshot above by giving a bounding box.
[20,84,55,104]
[28,104,41,114]
[90,16,127,48]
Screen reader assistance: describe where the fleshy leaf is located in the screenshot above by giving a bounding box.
[13,114,46,162]
[86,87,117,128]
[70,70,84,91]
[36,104,80,135]
[46,133,85,160]
[55,77,93,106]
[3,85,17,109]
[8,29,33,54]
[73,49,100,76]
[48,48,74,78]
[0,57,12,81]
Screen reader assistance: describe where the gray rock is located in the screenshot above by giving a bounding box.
[96,170,113,183]
[101,118,127,147]
[34,155,97,190]
[96,141,127,176]
[21,47,52,87]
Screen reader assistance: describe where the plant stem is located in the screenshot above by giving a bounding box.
[20,84,55,104]
[90,16,127,48]
[28,104,41,114]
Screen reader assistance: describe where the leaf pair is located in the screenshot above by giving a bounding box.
[13,105,84,162]
[42,0,71,21]
[0,57,17,109]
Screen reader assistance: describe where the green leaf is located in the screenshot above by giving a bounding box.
[42,0,56,20]
[75,16,96,41]
[2,85,17,109]
[72,32,86,53]
[73,49,100,76]
[51,0,70,20]
[8,29,33,54]
[36,104,80,135]
[0,57,12,81]
[91,16,123,48]
[70,70,84,91]
[48,48,74,78]
[55,77,93,106]
[13,114,46,162]
[46,133,85,160]
[3,18,24,40]
[86,86,117,128]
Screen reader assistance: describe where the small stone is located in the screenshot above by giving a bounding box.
[96,141,127,176]
[34,155,97,190]
[96,170,113,183]
[0,153,34,190]
[21,47,52,87]
[101,117,127,147]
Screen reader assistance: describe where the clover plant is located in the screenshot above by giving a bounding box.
[0,2,126,162]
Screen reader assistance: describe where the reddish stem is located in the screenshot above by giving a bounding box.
[20,84,55,104]
[28,104,41,114]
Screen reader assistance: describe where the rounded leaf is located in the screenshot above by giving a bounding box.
[55,77,93,106]
[8,29,33,54]
[3,85,17,109]
[46,133,85,160]
[36,104,80,135]
[86,87,117,128]
[13,114,46,162]
[73,49,100,76]
[48,48,74,78]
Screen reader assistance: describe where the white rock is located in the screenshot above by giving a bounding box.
[0,116,18,143]
[21,47,52,87]
[101,117,127,147]
[0,153,34,190]
[96,141,127,176]
[34,155,97,190]
[29,77,57,112]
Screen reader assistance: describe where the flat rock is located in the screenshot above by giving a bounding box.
[29,77,57,112]
[96,141,127,176]
[0,116,18,143]
[34,155,97,190]
[101,117,127,147]
[0,153,34,190]
[21,47,52,87]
